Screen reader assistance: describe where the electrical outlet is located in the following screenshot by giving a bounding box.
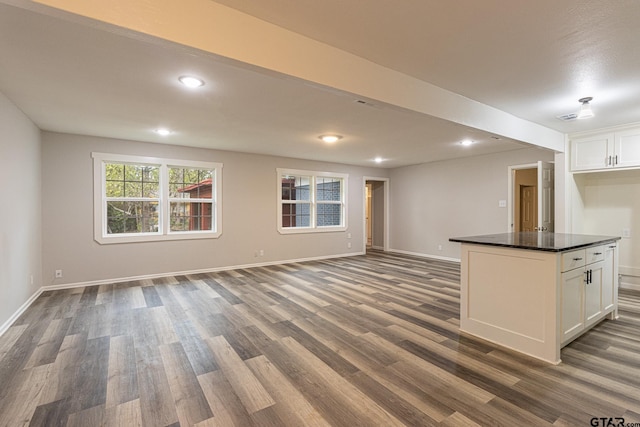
[347,242,352,249]
[259,249,264,256]
[347,233,352,239]
[55,269,63,278]
[438,245,443,251]
[622,228,631,238]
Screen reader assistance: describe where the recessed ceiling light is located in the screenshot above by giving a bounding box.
[460,139,474,146]
[178,75,205,88]
[319,135,342,143]
[155,128,172,136]
[374,157,383,163]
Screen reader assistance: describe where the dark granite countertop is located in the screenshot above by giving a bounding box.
[449,232,620,252]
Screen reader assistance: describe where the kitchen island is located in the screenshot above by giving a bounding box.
[449,232,620,364]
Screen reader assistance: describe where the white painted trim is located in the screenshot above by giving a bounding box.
[389,248,460,263]
[507,162,538,233]
[363,176,390,252]
[92,152,223,244]
[0,288,44,337]
[41,251,366,292]
[620,265,640,277]
[276,168,348,234]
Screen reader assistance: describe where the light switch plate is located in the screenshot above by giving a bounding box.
[622,228,631,238]
[498,200,507,208]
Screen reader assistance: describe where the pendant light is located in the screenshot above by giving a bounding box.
[577,97,594,119]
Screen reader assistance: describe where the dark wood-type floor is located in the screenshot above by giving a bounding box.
[1,251,639,426]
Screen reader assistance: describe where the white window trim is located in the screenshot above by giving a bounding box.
[277,168,348,234]
[93,152,223,244]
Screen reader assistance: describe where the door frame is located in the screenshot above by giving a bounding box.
[363,176,389,252]
[507,163,537,232]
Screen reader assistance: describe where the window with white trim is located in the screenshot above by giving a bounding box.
[93,153,222,244]
[277,168,347,234]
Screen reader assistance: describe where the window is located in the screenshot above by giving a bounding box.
[277,168,347,234]
[93,153,222,243]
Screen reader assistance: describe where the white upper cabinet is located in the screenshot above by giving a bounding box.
[570,133,614,171]
[571,125,640,172]
[615,127,640,168]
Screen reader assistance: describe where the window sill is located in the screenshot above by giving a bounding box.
[95,230,221,244]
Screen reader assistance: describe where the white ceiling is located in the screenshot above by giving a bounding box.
[1,1,639,168]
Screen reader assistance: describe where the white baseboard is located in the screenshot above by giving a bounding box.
[620,269,640,291]
[619,265,640,277]
[42,251,366,292]
[0,287,44,337]
[388,248,461,263]
[0,251,365,338]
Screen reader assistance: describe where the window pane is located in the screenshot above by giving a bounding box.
[106,181,124,198]
[316,177,342,201]
[105,163,159,198]
[169,167,214,199]
[317,203,342,226]
[281,175,310,201]
[170,201,213,231]
[142,182,159,198]
[281,202,310,227]
[125,181,142,197]
[106,201,158,234]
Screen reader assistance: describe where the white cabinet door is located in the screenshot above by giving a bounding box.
[615,128,640,168]
[570,134,613,171]
[602,245,617,312]
[585,260,604,328]
[561,267,585,343]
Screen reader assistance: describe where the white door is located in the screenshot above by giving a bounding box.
[536,161,554,232]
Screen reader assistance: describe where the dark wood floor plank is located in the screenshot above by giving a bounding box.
[0,251,639,426]
[29,398,69,427]
[70,335,110,413]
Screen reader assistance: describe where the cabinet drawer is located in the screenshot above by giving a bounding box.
[562,249,586,272]
[586,245,605,264]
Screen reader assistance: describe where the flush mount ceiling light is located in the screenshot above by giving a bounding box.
[178,75,205,88]
[155,128,172,136]
[374,157,383,163]
[460,139,474,146]
[577,97,594,119]
[319,135,342,143]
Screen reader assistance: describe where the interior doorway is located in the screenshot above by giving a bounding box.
[363,177,389,251]
[508,161,554,232]
[366,183,373,247]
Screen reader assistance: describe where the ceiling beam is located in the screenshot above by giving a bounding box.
[28,0,564,152]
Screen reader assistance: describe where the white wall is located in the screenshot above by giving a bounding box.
[41,132,386,286]
[388,147,554,260]
[575,169,640,279]
[0,92,42,331]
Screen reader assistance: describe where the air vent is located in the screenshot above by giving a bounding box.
[557,113,578,121]
[354,99,380,109]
